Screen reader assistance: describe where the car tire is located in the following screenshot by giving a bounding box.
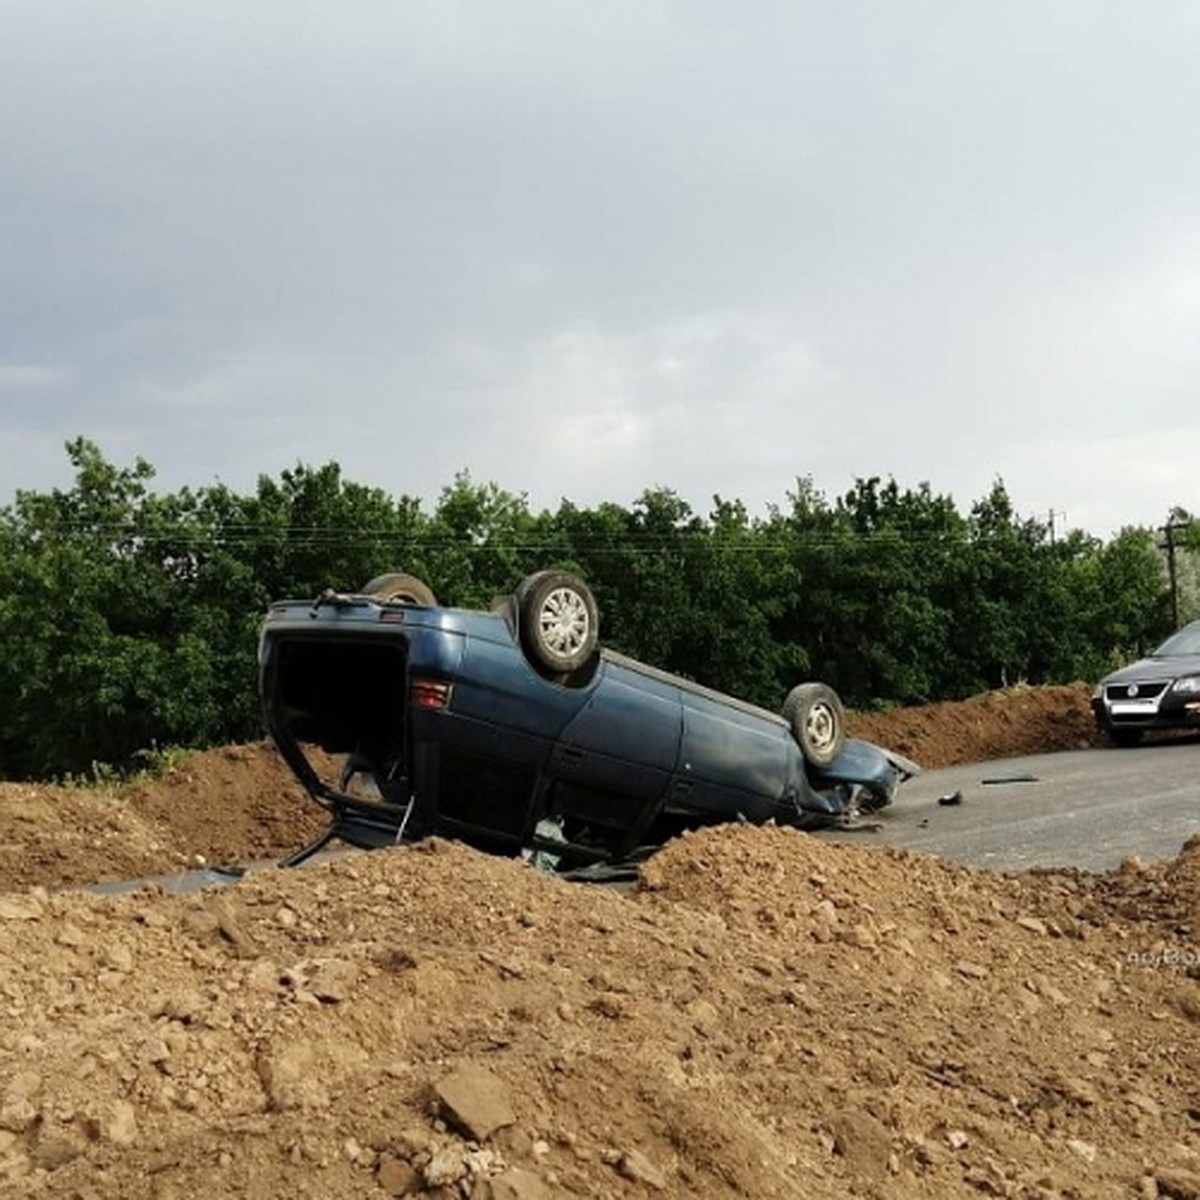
[782,682,846,769]
[359,572,437,606]
[1107,727,1144,747]
[516,571,599,675]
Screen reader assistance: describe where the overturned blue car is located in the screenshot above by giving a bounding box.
[258,570,918,872]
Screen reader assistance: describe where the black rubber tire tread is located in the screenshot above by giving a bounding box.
[782,681,847,769]
[359,572,437,606]
[516,570,600,675]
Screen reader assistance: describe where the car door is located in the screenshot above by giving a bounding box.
[673,690,791,823]
[546,658,684,840]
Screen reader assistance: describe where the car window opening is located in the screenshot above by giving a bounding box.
[273,637,409,802]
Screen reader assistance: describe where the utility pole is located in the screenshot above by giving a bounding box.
[1162,521,1188,629]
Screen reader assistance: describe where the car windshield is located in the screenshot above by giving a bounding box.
[1151,624,1200,657]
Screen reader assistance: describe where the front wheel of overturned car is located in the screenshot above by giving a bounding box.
[783,682,846,769]
[359,572,437,606]
[516,570,600,675]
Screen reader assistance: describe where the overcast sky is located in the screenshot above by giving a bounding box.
[2,1,1198,537]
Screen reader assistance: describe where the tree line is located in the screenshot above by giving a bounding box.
[0,437,1196,779]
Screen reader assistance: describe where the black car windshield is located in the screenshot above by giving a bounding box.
[1152,624,1200,657]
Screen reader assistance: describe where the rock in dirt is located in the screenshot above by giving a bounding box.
[0,896,44,921]
[0,1099,38,1134]
[376,1155,422,1196]
[282,956,359,1003]
[613,1147,668,1190]
[422,1147,469,1189]
[829,1111,893,1178]
[1156,1169,1200,1200]
[91,1100,138,1147]
[483,1167,555,1199]
[256,1040,339,1111]
[433,1063,516,1142]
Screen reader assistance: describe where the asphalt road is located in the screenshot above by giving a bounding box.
[826,736,1200,873]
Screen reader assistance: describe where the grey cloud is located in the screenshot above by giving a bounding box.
[1,0,1197,533]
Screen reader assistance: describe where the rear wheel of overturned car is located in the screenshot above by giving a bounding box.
[782,682,846,769]
[359,572,437,606]
[516,570,599,675]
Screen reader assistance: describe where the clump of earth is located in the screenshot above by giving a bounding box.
[1,684,1198,1199]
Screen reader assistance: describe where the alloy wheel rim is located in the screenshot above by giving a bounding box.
[805,701,837,754]
[539,587,590,655]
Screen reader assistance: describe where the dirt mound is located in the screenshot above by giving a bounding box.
[1092,831,1200,933]
[0,744,326,893]
[1,827,1198,1199]
[847,683,1100,770]
[3,684,1198,1198]
[119,744,329,871]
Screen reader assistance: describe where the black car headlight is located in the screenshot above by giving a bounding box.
[1171,675,1200,695]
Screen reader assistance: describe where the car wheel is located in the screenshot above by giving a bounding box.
[359,572,437,606]
[782,682,846,769]
[516,571,599,674]
[1107,727,1144,747]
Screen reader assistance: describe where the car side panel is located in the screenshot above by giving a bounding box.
[677,690,793,817]
[448,622,595,740]
[554,660,683,797]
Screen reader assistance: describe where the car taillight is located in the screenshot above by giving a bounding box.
[411,678,452,710]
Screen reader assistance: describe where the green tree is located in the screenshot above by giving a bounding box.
[0,440,222,775]
[423,472,548,608]
[0,438,1185,779]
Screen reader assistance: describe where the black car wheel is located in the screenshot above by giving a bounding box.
[783,682,846,768]
[516,571,599,674]
[360,572,437,606]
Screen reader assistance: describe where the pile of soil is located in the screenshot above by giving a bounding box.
[2,683,1198,1199]
[847,683,1101,770]
[0,746,327,894]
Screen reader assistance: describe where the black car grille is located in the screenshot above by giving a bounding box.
[1104,681,1168,701]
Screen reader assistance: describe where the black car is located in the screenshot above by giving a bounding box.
[258,570,918,872]
[1091,620,1200,746]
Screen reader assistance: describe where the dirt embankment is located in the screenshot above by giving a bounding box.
[847,682,1101,770]
[1,683,1198,1200]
